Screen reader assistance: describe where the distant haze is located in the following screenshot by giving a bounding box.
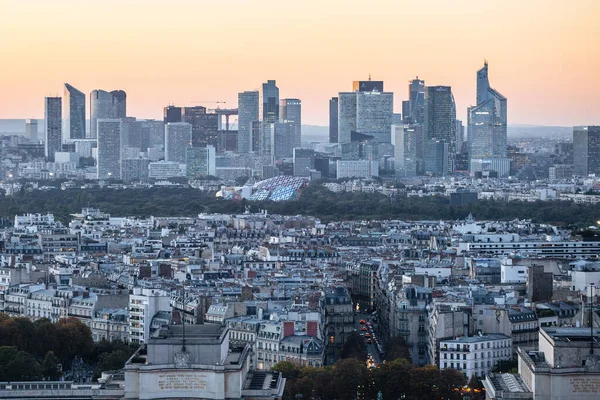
[0,119,572,142]
[0,1,598,126]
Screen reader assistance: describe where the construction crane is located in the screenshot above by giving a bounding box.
[191,101,226,109]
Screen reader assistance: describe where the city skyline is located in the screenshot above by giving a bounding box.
[0,0,598,126]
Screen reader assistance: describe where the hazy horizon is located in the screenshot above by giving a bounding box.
[0,0,598,126]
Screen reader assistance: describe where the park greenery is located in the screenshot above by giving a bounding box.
[272,334,484,400]
[0,314,136,381]
[0,183,598,227]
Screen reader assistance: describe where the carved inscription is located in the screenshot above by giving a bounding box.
[158,374,208,390]
[570,377,600,393]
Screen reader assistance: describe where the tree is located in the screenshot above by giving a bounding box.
[409,365,440,400]
[272,361,302,381]
[42,351,61,380]
[438,368,467,400]
[5,351,42,381]
[332,359,368,400]
[372,358,412,400]
[55,318,94,368]
[340,332,368,362]
[468,375,486,400]
[384,336,411,362]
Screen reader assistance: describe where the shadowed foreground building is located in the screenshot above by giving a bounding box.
[124,324,285,399]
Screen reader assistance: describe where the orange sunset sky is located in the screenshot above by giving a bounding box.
[0,0,598,126]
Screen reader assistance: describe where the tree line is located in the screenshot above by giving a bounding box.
[0,183,597,227]
[0,314,135,381]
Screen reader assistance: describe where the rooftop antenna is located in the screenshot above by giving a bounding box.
[591,283,595,355]
[181,284,187,352]
[368,73,372,81]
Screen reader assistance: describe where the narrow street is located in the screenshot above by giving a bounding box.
[354,313,384,366]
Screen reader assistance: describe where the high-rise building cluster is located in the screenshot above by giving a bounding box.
[328,63,509,178]
[38,80,304,182]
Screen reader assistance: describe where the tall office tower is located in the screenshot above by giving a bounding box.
[163,106,182,124]
[251,121,261,153]
[455,120,464,154]
[407,78,425,124]
[44,97,62,161]
[182,106,219,148]
[111,90,127,118]
[356,91,393,143]
[401,101,410,123]
[337,93,357,144]
[260,80,279,123]
[186,145,216,179]
[121,158,150,182]
[97,119,122,180]
[25,119,38,142]
[467,61,507,160]
[90,90,127,138]
[573,126,600,176]
[237,91,259,153]
[63,83,86,140]
[137,120,164,150]
[280,98,301,149]
[392,125,422,177]
[329,97,339,143]
[272,122,296,158]
[259,80,279,156]
[165,122,192,164]
[293,148,315,177]
[424,86,456,175]
[337,80,393,145]
[352,80,384,92]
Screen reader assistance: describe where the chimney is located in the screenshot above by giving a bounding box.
[307,321,318,337]
[283,321,295,338]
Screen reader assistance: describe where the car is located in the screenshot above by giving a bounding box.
[367,339,372,344]
[361,327,367,331]
[359,319,365,324]
[364,333,371,338]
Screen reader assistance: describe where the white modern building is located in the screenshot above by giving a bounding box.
[336,160,379,179]
[128,287,171,344]
[439,334,512,379]
[148,161,184,180]
[165,122,192,164]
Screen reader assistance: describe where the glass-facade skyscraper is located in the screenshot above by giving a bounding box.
[467,62,507,160]
[280,98,301,149]
[329,97,339,144]
[573,126,600,176]
[423,86,456,175]
[63,83,86,140]
[407,78,425,124]
[165,122,192,164]
[90,89,127,139]
[44,97,62,162]
[238,91,259,154]
[97,119,122,179]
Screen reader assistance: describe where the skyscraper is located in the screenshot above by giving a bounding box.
[111,90,127,118]
[355,91,393,143]
[186,146,216,179]
[259,80,279,156]
[272,122,296,158]
[352,80,384,92]
[424,86,456,175]
[329,97,339,144]
[44,97,62,162]
[280,98,301,149]
[408,78,425,124]
[165,122,192,164]
[573,126,600,176]
[25,119,38,142]
[260,80,279,123]
[182,106,219,148]
[97,119,122,180]
[90,89,127,138]
[337,79,393,145]
[163,106,182,124]
[467,62,507,160]
[237,91,259,154]
[63,83,86,140]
